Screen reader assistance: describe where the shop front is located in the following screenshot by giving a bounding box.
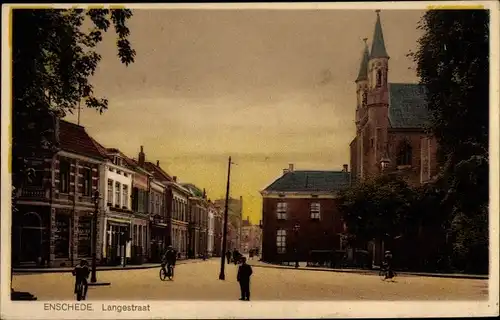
[150,215,168,262]
[103,217,131,266]
[12,206,51,267]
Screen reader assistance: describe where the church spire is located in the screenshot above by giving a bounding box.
[355,38,370,82]
[370,10,389,59]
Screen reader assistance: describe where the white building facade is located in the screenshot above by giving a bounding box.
[207,204,215,257]
[98,154,134,265]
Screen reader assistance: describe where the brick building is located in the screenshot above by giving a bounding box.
[260,164,350,264]
[165,176,190,259]
[183,183,208,258]
[212,203,224,257]
[12,120,104,268]
[349,11,438,186]
[240,218,262,255]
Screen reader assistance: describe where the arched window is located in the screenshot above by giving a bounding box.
[396,140,412,166]
[376,70,382,87]
[362,91,368,106]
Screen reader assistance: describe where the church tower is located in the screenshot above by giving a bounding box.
[354,38,370,131]
[367,10,390,109]
[367,10,390,173]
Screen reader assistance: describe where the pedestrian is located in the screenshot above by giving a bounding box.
[232,249,239,265]
[237,257,253,301]
[72,259,90,300]
[226,250,232,264]
[249,249,254,260]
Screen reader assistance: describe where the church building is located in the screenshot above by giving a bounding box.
[349,10,439,186]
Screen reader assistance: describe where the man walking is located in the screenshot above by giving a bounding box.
[72,259,90,300]
[237,257,253,301]
[226,250,232,264]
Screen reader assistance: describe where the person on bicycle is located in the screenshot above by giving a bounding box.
[162,245,177,278]
[72,259,90,300]
[383,250,394,279]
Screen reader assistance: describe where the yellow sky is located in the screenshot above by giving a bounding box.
[65,9,424,224]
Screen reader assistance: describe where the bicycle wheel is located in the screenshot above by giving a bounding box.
[76,284,83,301]
[379,269,387,281]
[159,268,168,281]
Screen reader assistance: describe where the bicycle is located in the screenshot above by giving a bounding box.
[75,282,87,301]
[379,267,397,281]
[159,264,174,281]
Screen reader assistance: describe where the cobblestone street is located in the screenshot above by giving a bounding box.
[12,259,488,301]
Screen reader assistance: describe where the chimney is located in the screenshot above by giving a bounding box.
[289,163,294,172]
[203,188,206,199]
[156,160,160,166]
[343,164,349,172]
[173,176,177,182]
[138,146,145,166]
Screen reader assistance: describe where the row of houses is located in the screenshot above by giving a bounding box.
[12,118,231,268]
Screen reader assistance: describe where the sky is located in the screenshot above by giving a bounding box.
[65,8,425,224]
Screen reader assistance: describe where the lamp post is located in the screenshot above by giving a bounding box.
[90,190,100,283]
[293,222,301,268]
[219,156,232,280]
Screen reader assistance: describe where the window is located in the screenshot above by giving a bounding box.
[59,160,70,193]
[276,202,287,220]
[310,202,321,219]
[83,168,92,196]
[370,138,374,148]
[150,192,155,214]
[113,156,122,166]
[362,91,367,106]
[107,179,113,205]
[133,225,138,245]
[376,70,382,87]
[397,140,412,166]
[122,185,128,208]
[276,229,287,254]
[115,182,121,207]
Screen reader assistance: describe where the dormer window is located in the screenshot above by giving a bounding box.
[113,156,122,166]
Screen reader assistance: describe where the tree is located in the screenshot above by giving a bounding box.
[12,8,136,199]
[409,10,489,273]
[337,175,414,247]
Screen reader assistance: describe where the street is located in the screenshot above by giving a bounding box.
[12,259,488,301]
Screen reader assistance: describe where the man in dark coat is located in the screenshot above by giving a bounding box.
[237,257,253,301]
[72,259,90,300]
[226,250,232,264]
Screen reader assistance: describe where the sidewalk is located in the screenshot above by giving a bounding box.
[248,260,489,280]
[13,258,211,275]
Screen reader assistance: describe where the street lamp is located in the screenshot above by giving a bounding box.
[293,222,301,268]
[90,190,100,283]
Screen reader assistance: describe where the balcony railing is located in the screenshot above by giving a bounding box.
[20,187,48,200]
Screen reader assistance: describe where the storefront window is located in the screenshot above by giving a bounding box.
[54,214,70,258]
[78,216,92,257]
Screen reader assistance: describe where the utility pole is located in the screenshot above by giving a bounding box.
[219,156,232,280]
[90,191,99,283]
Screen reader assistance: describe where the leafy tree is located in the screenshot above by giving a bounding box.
[12,8,136,198]
[337,175,414,248]
[409,10,489,272]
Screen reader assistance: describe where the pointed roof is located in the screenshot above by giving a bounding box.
[355,38,370,82]
[370,10,389,59]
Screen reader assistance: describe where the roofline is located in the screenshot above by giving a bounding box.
[58,150,104,163]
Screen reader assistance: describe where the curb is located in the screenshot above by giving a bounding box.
[13,259,212,275]
[250,263,489,280]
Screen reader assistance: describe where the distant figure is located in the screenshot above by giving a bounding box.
[226,250,232,264]
[249,249,254,260]
[233,249,240,265]
[383,250,394,279]
[72,259,90,300]
[237,257,253,301]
